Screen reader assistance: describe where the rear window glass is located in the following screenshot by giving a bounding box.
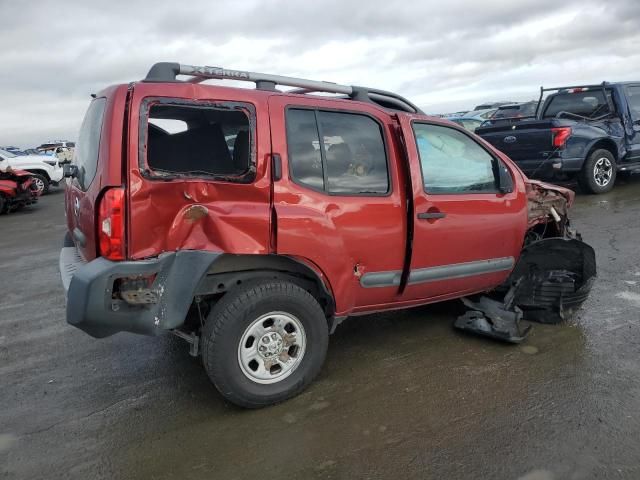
[145,102,253,180]
[74,98,106,190]
[543,90,612,119]
[492,103,536,119]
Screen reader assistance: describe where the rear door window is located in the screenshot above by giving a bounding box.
[74,97,106,190]
[413,123,498,194]
[143,101,254,181]
[285,108,389,195]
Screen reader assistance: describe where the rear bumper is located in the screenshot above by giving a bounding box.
[59,239,221,338]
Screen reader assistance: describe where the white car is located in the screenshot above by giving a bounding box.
[0,148,64,194]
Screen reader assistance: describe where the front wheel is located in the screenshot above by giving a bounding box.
[578,149,616,194]
[201,280,329,408]
[30,174,49,195]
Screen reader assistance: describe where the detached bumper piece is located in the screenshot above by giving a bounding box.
[455,297,531,344]
[456,238,596,343]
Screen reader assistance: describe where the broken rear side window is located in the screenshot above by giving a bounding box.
[145,102,253,180]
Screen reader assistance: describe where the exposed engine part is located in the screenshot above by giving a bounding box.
[526,180,572,235]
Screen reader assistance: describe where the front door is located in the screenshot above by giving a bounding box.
[398,117,528,301]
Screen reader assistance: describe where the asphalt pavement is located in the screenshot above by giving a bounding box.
[1,178,640,480]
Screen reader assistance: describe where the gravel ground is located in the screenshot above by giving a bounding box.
[1,177,640,479]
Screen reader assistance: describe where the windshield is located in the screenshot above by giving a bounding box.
[0,149,17,158]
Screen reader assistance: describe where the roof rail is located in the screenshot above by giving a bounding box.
[540,82,609,93]
[143,62,423,114]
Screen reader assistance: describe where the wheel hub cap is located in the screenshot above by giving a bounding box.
[258,332,284,359]
[238,312,307,384]
[594,158,612,187]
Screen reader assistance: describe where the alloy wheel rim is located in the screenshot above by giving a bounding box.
[237,311,307,384]
[32,178,45,193]
[593,157,613,187]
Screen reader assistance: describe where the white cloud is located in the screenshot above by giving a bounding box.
[0,0,638,146]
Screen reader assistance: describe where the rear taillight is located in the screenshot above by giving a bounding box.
[551,127,572,148]
[98,187,125,260]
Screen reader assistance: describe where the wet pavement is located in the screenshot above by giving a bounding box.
[1,178,640,480]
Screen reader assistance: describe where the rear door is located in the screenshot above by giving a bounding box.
[268,95,407,315]
[66,86,127,261]
[398,117,528,301]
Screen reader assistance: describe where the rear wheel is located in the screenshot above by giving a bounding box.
[30,174,49,195]
[0,194,6,214]
[578,149,616,194]
[201,280,329,408]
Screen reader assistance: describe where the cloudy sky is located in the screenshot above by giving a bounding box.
[1,0,639,147]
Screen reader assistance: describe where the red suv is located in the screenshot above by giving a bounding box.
[59,63,595,407]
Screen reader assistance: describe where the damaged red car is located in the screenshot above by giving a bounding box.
[59,63,596,408]
[0,168,39,214]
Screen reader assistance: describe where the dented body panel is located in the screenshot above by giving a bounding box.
[126,83,272,259]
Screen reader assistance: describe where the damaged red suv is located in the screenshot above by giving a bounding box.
[59,63,595,407]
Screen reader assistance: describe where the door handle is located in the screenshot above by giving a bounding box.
[417,211,447,220]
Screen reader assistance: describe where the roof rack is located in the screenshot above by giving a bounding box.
[143,62,423,114]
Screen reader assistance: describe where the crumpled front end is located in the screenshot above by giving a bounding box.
[455,180,596,343]
[525,179,574,237]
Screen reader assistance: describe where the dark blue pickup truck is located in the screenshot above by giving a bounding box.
[476,82,640,193]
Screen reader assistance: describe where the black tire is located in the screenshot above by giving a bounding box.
[0,194,6,214]
[30,174,49,194]
[578,149,616,194]
[201,280,329,408]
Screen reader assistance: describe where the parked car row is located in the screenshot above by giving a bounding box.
[1,141,75,163]
[0,148,64,195]
[437,82,640,194]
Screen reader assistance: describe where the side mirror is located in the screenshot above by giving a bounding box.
[63,164,78,178]
[498,161,514,194]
